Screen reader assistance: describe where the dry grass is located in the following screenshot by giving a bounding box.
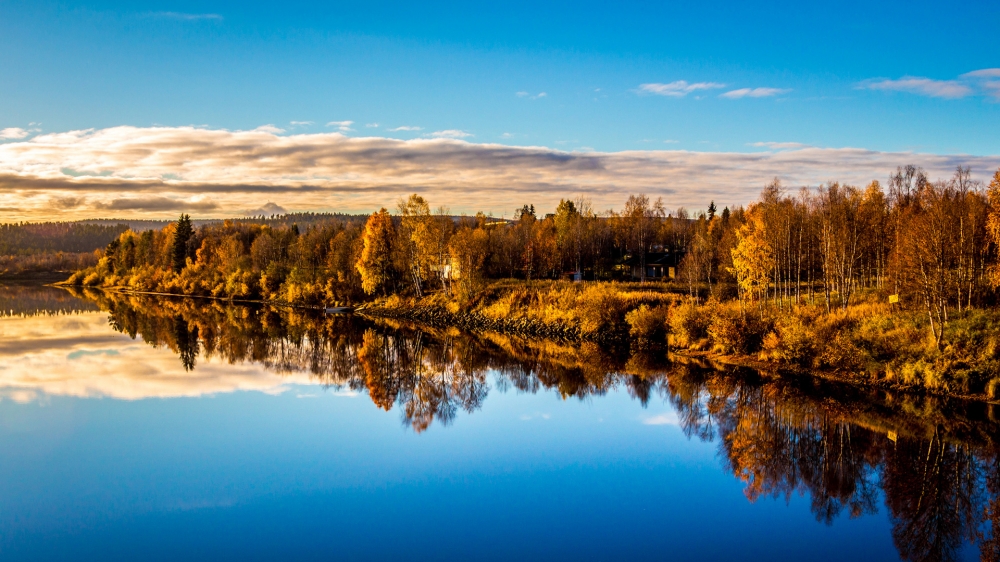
[374,280,1000,397]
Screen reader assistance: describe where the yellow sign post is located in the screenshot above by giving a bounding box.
[888,294,899,304]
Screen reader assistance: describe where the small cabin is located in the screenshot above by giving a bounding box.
[624,252,676,280]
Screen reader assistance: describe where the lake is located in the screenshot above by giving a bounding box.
[0,283,996,561]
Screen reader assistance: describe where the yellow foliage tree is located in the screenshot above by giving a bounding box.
[987,169,1000,288]
[356,208,395,296]
[449,225,490,300]
[730,205,774,312]
[397,194,436,296]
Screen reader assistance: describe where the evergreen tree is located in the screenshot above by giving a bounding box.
[171,214,193,273]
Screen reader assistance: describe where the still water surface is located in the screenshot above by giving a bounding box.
[0,284,997,561]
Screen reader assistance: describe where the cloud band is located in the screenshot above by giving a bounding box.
[0,126,997,219]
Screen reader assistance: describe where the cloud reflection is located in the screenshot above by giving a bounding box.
[0,313,314,401]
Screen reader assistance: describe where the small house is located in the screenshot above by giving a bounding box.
[623,252,676,280]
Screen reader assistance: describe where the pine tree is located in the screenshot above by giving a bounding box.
[171,214,193,273]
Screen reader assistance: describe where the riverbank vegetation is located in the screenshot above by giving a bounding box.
[64,165,1000,397]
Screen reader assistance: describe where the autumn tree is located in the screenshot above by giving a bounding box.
[622,194,665,281]
[817,183,863,311]
[449,224,490,300]
[730,205,774,313]
[554,198,583,274]
[356,208,396,296]
[397,194,433,296]
[986,169,1000,289]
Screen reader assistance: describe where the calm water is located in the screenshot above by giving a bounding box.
[0,284,997,561]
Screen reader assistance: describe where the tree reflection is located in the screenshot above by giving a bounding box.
[69,288,1000,561]
[883,434,982,562]
[173,315,199,371]
[665,365,1000,562]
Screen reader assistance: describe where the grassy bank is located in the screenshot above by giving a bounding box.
[361,280,1000,400]
[360,279,682,342]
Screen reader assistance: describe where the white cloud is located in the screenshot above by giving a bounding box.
[982,81,1000,99]
[0,125,997,221]
[517,91,547,99]
[960,69,1000,100]
[638,81,726,97]
[500,132,514,139]
[326,120,354,132]
[0,128,30,140]
[749,141,809,149]
[290,121,313,126]
[389,126,422,132]
[961,68,1000,79]
[365,123,379,128]
[147,11,223,21]
[861,76,972,99]
[643,412,679,425]
[253,124,285,134]
[430,129,472,139]
[721,87,791,99]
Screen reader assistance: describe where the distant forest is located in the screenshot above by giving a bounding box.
[0,222,129,255]
[0,222,129,277]
[0,213,367,278]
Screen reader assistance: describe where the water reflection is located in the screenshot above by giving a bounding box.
[6,285,1000,561]
[667,365,1000,561]
[67,287,650,432]
[0,282,99,317]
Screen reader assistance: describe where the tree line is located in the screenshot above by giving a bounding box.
[0,221,129,255]
[70,167,1000,317]
[0,221,129,278]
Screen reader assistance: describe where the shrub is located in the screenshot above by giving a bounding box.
[817,332,868,372]
[626,304,669,347]
[669,301,711,349]
[763,314,815,366]
[708,304,771,355]
[577,284,629,335]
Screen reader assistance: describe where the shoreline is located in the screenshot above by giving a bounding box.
[363,300,1000,405]
[54,282,1000,405]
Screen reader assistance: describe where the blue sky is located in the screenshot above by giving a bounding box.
[0,0,999,218]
